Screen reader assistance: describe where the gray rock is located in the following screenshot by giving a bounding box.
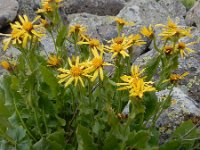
[0,0,19,29]
[158,0,186,18]
[117,0,171,26]
[185,0,200,29]
[178,28,200,103]
[67,13,116,41]
[62,0,126,16]
[156,87,200,143]
[122,87,200,142]
[16,0,36,20]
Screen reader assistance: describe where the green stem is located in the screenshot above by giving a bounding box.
[33,108,42,137]
[13,98,36,141]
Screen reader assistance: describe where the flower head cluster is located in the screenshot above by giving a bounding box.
[84,49,112,81]
[57,57,90,87]
[116,66,156,99]
[0,15,45,50]
[140,25,154,38]
[156,18,192,40]
[37,0,63,14]
[47,55,61,67]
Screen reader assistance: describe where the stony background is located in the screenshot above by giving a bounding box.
[0,0,200,135]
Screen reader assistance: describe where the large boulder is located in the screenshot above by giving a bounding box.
[158,0,186,18]
[61,0,126,16]
[185,0,200,29]
[156,87,200,143]
[0,0,19,29]
[117,0,185,26]
[16,0,36,20]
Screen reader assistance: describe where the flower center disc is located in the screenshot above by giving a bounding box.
[70,66,82,77]
[92,58,103,68]
[23,22,33,31]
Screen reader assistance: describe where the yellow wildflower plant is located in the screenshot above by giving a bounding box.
[106,42,132,59]
[163,45,174,55]
[127,34,146,46]
[11,15,45,48]
[156,18,192,39]
[37,0,62,13]
[47,55,61,67]
[170,72,189,83]
[176,41,195,58]
[68,24,87,37]
[57,57,89,87]
[0,28,24,51]
[77,37,102,52]
[113,17,134,27]
[1,61,10,71]
[140,25,154,38]
[84,49,112,81]
[116,65,155,98]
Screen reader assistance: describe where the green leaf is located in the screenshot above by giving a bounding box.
[103,133,120,150]
[160,139,181,150]
[6,126,26,142]
[40,66,59,97]
[145,55,161,80]
[0,76,13,106]
[47,130,66,147]
[172,120,199,139]
[143,92,158,121]
[32,138,50,150]
[126,130,150,150]
[56,25,67,47]
[76,125,98,150]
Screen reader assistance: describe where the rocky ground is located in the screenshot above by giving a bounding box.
[0,0,200,137]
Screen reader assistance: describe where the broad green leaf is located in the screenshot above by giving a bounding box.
[6,126,26,142]
[103,133,120,150]
[40,66,59,97]
[32,138,50,150]
[47,130,66,148]
[126,130,150,150]
[143,92,158,121]
[172,120,200,139]
[0,76,13,106]
[76,125,98,150]
[160,139,181,150]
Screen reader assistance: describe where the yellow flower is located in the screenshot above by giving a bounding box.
[156,18,192,39]
[47,55,61,67]
[57,57,89,87]
[116,65,155,98]
[163,45,174,55]
[176,41,195,58]
[84,49,112,81]
[140,25,154,38]
[37,0,62,13]
[1,61,10,70]
[68,24,87,37]
[40,18,49,27]
[11,15,45,48]
[170,72,189,83]
[37,2,53,13]
[127,34,146,46]
[106,42,132,59]
[77,37,102,51]
[113,17,134,27]
[0,28,24,51]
